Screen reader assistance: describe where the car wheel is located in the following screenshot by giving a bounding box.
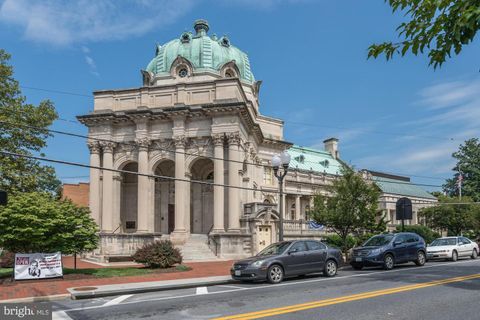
[267,264,284,284]
[324,260,337,277]
[352,264,363,270]
[471,249,478,259]
[383,254,394,270]
[415,251,426,266]
[451,250,458,262]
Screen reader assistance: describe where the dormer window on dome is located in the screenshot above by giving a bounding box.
[145,19,255,84]
[180,32,192,43]
[220,36,230,47]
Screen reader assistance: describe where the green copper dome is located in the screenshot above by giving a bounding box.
[146,19,255,83]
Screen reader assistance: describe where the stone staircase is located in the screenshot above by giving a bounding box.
[178,234,219,261]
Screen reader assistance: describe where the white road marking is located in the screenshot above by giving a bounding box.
[52,311,74,320]
[102,294,133,307]
[196,287,209,295]
[57,259,480,313]
[217,284,246,289]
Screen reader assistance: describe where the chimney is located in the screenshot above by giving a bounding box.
[323,137,339,159]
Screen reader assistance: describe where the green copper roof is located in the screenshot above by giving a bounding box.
[288,145,343,176]
[372,176,437,200]
[146,19,255,83]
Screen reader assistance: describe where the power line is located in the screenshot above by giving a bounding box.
[4,150,476,206]
[0,119,271,170]
[0,150,290,194]
[2,108,452,182]
[0,120,449,188]
[17,85,458,142]
[286,120,456,142]
[20,86,92,98]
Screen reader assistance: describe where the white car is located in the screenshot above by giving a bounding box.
[427,236,479,262]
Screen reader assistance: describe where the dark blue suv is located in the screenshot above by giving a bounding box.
[350,232,426,270]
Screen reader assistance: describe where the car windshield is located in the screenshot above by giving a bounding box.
[431,238,457,246]
[257,242,292,256]
[363,235,394,247]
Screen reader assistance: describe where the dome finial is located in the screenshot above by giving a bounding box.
[194,19,209,35]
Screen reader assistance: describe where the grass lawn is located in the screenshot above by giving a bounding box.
[0,268,13,279]
[0,265,190,280]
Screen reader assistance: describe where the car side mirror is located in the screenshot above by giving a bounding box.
[394,241,403,246]
[288,248,298,255]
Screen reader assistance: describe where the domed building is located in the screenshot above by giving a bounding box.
[78,20,344,261]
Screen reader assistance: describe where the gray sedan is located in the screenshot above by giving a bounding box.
[231,240,342,284]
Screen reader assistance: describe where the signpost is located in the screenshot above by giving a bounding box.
[0,190,7,206]
[396,197,412,232]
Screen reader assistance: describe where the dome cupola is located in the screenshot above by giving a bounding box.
[145,19,255,84]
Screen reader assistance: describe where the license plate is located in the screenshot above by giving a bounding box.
[355,257,362,262]
[235,270,241,276]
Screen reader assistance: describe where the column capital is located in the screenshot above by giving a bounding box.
[87,140,101,154]
[212,134,224,147]
[100,141,117,153]
[227,132,241,146]
[173,135,187,148]
[135,137,151,151]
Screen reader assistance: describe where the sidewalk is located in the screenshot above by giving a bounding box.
[0,260,233,302]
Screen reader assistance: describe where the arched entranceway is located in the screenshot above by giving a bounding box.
[154,160,175,234]
[190,158,214,234]
[120,162,138,233]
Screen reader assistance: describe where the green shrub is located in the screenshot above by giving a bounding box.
[394,225,441,244]
[132,240,182,268]
[324,234,357,252]
[0,250,14,268]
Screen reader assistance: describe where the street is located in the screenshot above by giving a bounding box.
[51,258,480,320]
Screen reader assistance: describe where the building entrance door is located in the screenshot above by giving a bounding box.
[257,226,272,252]
[168,204,175,233]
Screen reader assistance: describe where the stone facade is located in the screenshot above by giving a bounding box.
[77,20,436,261]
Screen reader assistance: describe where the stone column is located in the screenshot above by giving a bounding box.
[212,134,225,233]
[171,136,188,242]
[87,141,101,226]
[101,142,116,232]
[282,193,286,220]
[136,137,150,233]
[295,195,301,220]
[227,132,241,232]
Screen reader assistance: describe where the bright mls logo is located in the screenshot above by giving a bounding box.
[0,303,51,319]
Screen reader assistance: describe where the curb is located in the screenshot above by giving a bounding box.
[0,294,70,303]
[68,276,234,300]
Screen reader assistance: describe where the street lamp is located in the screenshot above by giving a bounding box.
[272,150,291,241]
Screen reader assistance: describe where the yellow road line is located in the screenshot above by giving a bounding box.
[212,273,480,320]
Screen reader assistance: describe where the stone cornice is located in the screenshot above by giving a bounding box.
[78,102,282,146]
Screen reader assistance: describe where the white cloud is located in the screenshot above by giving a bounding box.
[0,0,195,46]
[358,78,480,178]
[0,0,308,46]
[80,45,99,76]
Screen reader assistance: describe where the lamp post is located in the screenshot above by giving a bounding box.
[272,150,291,242]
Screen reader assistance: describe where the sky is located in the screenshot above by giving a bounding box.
[0,0,479,191]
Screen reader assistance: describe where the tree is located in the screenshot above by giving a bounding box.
[368,1,480,68]
[443,138,480,201]
[0,192,98,254]
[419,195,480,236]
[0,49,60,194]
[311,167,382,255]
